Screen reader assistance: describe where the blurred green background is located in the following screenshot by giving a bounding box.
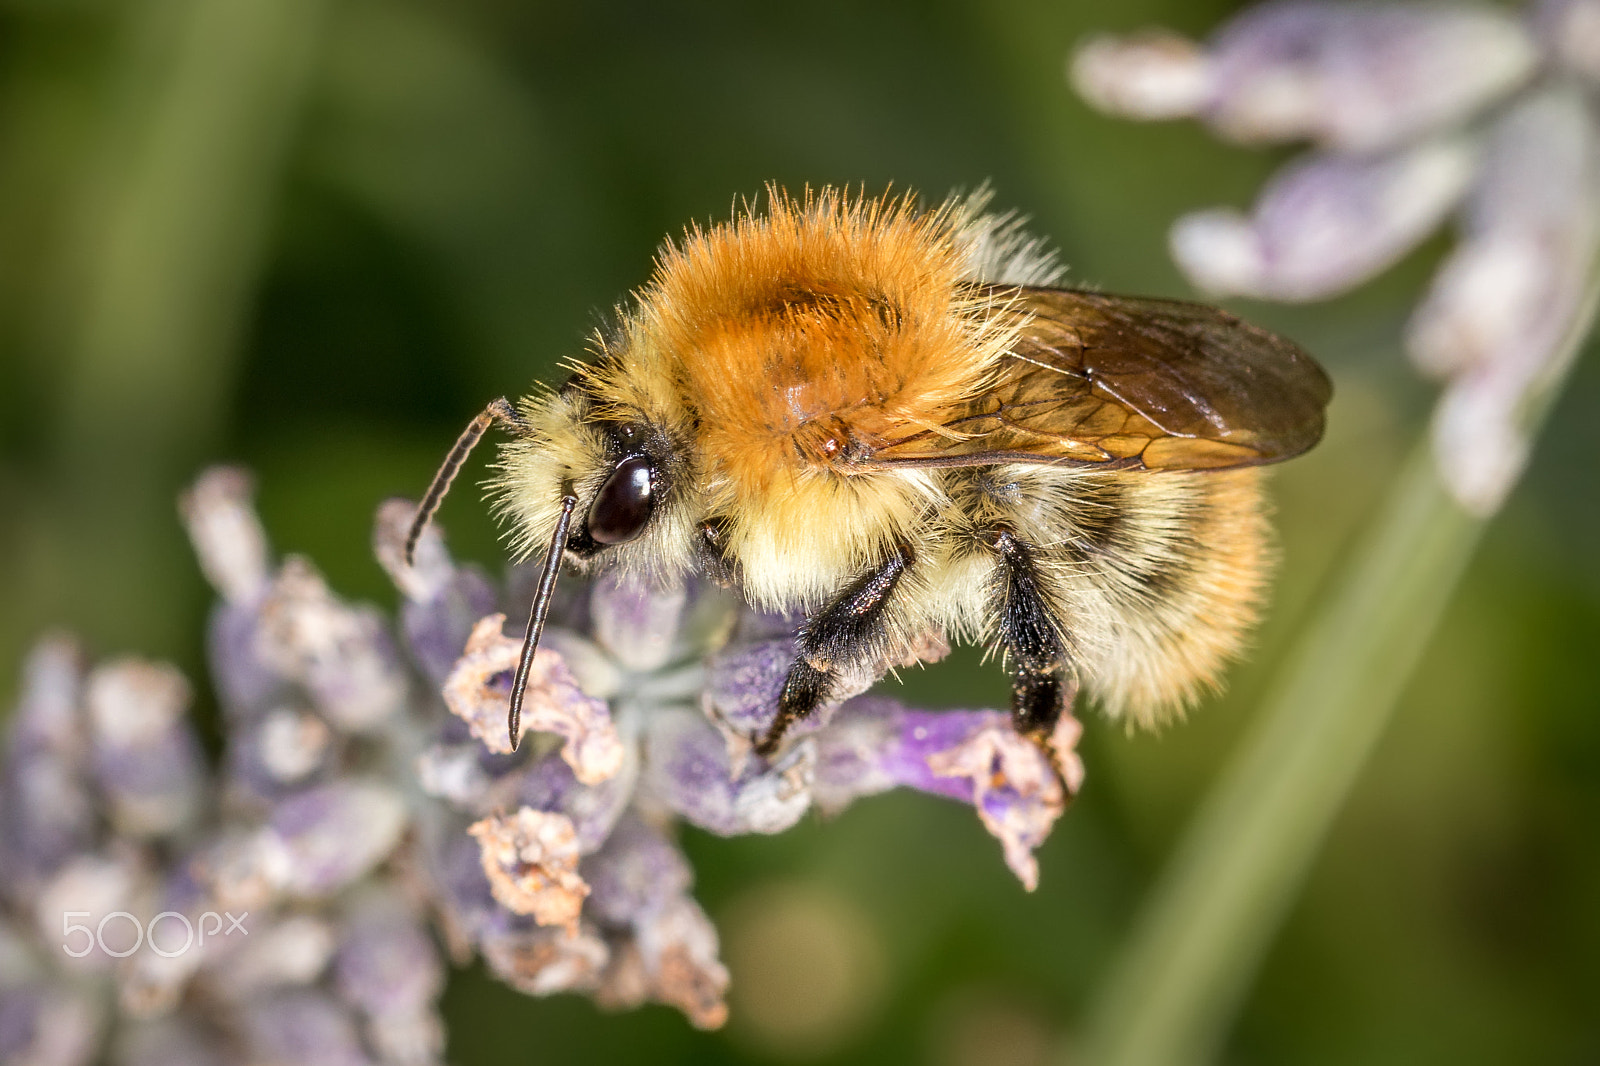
[1,0,1596,1063]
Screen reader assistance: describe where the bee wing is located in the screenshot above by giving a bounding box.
[867,287,1333,471]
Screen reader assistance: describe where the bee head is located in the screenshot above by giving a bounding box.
[492,381,696,583]
[559,419,671,558]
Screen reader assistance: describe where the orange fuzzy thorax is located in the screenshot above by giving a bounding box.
[628,190,1004,500]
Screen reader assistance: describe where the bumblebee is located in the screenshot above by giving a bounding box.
[406,188,1331,767]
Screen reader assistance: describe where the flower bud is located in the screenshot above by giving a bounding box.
[1070,32,1213,120]
[180,467,271,607]
[1171,138,1475,300]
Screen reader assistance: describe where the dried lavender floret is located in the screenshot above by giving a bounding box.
[927,721,1071,892]
[442,614,624,781]
[467,807,590,932]
[630,894,730,1030]
[477,918,609,997]
[575,815,731,1026]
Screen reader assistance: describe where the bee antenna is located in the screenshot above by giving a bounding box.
[508,492,578,751]
[405,398,521,568]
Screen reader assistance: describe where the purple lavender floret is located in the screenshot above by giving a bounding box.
[702,639,808,738]
[237,990,375,1066]
[0,638,95,902]
[581,815,693,926]
[641,708,816,836]
[502,750,635,851]
[374,498,500,686]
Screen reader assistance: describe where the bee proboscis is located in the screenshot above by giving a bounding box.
[406,187,1331,774]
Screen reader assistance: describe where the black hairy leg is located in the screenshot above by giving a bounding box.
[755,541,914,757]
[988,527,1077,747]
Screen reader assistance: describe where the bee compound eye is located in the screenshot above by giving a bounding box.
[587,454,655,545]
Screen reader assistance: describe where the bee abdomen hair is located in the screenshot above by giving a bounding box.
[1056,468,1272,727]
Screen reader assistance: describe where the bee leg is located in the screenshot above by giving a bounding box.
[989,528,1077,767]
[755,542,914,757]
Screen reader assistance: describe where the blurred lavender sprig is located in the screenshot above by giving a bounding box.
[0,467,1083,1061]
[1068,4,1600,1064]
[1072,0,1600,515]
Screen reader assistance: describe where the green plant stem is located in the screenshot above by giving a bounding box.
[1077,275,1600,1066]
[1080,437,1480,1066]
